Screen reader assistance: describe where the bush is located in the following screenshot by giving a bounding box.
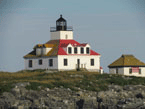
[0,84,14,95]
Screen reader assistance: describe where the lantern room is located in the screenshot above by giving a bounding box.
[56,15,67,31]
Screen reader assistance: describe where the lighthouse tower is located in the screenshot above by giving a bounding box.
[50,15,73,40]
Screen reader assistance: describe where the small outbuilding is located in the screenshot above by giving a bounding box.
[108,54,145,77]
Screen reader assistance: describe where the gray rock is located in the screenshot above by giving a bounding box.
[11,87,21,97]
[12,82,30,88]
[1,92,15,100]
[2,82,145,108]
[136,93,144,99]
[0,99,6,107]
[0,92,16,106]
[17,105,24,109]
[108,85,123,92]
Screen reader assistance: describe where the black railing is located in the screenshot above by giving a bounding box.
[50,26,73,32]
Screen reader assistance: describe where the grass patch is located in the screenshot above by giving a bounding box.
[26,82,54,90]
[0,83,14,95]
[0,70,145,92]
[52,81,73,88]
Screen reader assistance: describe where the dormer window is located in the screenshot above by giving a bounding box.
[68,47,72,54]
[86,47,90,54]
[81,47,84,54]
[74,47,77,54]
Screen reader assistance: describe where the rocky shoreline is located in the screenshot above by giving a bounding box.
[1,82,145,109]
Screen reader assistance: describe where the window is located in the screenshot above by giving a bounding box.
[29,60,32,68]
[139,69,141,74]
[129,68,132,74]
[74,47,77,54]
[116,68,118,74]
[65,35,68,39]
[81,47,84,54]
[132,67,139,73]
[60,22,64,26]
[90,59,94,66]
[68,47,72,54]
[39,59,42,65]
[86,47,90,54]
[56,22,59,26]
[49,59,53,67]
[64,59,68,66]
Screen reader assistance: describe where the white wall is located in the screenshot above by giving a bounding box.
[24,57,58,70]
[124,67,145,77]
[24,55,101,72]
[58,55,100,71]
[36,48,52,56]
[50,31,60,40]
[109,68,117,74]
[50,31,73,40]
[36,48,42,56]
[109,67,145,77]
[42,48,52,55]
[118,68,124,75]
[109,68,124,74]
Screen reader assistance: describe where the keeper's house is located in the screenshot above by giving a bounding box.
[23,15,103,73]
[108,54,145,77]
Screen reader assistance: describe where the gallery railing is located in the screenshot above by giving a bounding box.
[50,26,73,32]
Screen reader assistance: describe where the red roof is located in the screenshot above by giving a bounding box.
[57,47,67,55]
[60,43,69,47]
[58,40,100,56]
[90,50,100,55]
[59,40,80,46]
[79,43,88,47]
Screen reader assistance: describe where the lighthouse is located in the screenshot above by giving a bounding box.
[23,15,103,73]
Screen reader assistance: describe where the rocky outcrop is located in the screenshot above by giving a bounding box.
[98,85,145,109]
[0,82,145,109]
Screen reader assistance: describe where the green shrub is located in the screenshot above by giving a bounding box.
[0,83,14,95]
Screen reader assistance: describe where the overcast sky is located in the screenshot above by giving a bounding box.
[0,0,145,72]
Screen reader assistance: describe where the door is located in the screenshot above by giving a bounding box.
[77,59,80,70]
[116,68,118,74]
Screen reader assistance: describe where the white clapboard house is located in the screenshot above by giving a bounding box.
[108,54,145,77]
[24,15,103,73]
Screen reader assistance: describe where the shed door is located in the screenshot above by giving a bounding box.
[116,68,118,74]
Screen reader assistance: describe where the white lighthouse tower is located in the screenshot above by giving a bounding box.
[50,15,73,40]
